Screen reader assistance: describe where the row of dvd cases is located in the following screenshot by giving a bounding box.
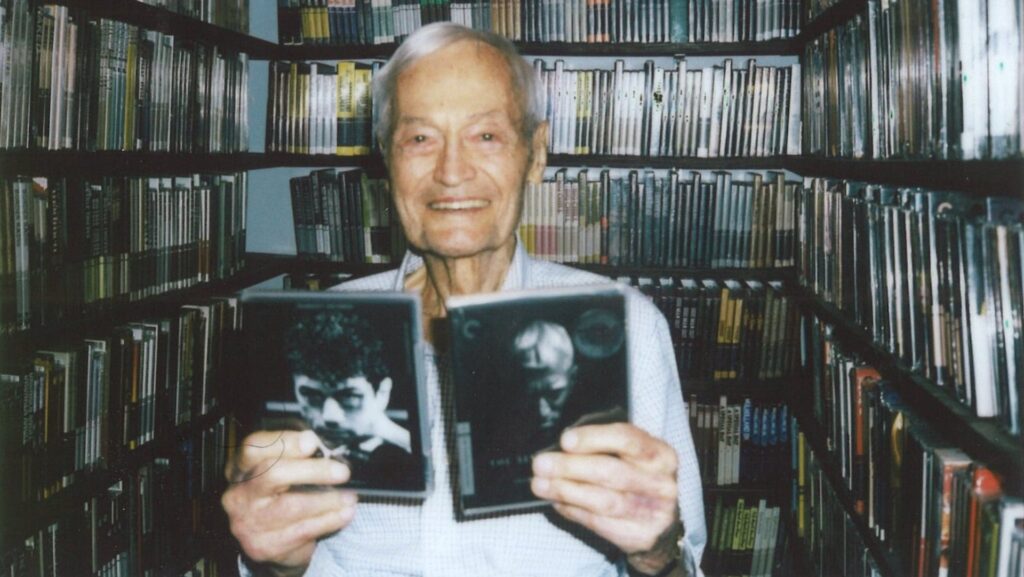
[0,1,251,152]
[275,0,803,46]
[264,55,801,158]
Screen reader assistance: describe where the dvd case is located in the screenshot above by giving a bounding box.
[447,284,630,516]
[239,290,431,498]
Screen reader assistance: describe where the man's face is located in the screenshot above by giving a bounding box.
[526,369,574,430]
[293,374,388,448]
[386,40,547,260]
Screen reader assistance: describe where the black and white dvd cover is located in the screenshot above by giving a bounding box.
[447,284,630,516]
[238,290,432,498]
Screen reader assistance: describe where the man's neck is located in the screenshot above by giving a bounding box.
[404,241,517,340]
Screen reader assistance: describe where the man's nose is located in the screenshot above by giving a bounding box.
[322,397,346,428]
[539,397,553,417]
[434,139,476,187]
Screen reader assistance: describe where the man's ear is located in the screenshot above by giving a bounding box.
[526,121,549,185]
[376,377,394,408]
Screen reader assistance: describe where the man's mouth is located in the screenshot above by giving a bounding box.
[316,428,357,448]
[428,199,490,211]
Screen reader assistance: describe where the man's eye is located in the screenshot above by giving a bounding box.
[336,391,364,410]
[340,397,363,410]
[412,134,428,143]
[481,133,494,141]
[300,388,326,407]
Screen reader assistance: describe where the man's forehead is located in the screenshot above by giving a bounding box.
[395,109,512,126]
[299,375,367,390]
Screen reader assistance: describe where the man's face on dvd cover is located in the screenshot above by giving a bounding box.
[293,373,393,448]
[514,320,577,431]
[527,371,574,430]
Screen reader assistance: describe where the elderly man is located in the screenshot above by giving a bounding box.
[222,22,706,577]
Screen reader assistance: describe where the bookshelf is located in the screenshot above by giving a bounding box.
[276,38,803,60]
[41,0,278,57]
[788,400,902,577]
[795,285,1024,490]
[789,0,1024,576]
[0,0,263,574]
[0,257,284,367]
[785,158,1024,197]
[4,153,1019,192]
[6,0,1019,575]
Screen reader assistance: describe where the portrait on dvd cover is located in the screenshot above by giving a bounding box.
[239,290,431,497]
[447,285,629,516]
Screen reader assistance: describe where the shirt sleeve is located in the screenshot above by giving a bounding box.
[625,294,707,575]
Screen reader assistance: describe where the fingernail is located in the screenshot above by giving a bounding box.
[331,462,348,481]
[299,431,317,454]
[340,507,356,523]
[533,454,553,475]
[341,492,358,506]
[533,477,550,495]
[561,430,578,450]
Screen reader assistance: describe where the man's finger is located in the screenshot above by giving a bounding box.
[532,452,676,500]
[227,430,321,482]
[559,423,678,473]
[266,489,359,529]
[239,456,351,490]
[551,503,674,556]
[531,476,673,520]
[246,503,353,564]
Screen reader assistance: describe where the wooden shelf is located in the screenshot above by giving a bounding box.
[0,152,384,176]
[0,258,286,368]
[790,402,903,577]
[251,153,388,174]
[547,155,794,169]
[786,157,1024,197]
[0,151,796,175]
[704,483,784,497]
[247,253,398,278]
[249,254,797,283]
[0,151,262,176]
[17,404,231,541]
[680,378,792,400]
[273,39,801,61]
[520,40,801,56]
[46,0,278,57]
[6,153,1022,195]
[572,263,796,281]
[793,284,1024,493]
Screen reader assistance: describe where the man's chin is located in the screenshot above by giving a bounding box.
[412,233,516,261]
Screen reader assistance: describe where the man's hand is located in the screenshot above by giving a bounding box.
[222,430,358,577]
[530,423,682,576]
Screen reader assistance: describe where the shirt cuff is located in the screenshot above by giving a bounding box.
[237,555,255,577]
[621,530,703,577]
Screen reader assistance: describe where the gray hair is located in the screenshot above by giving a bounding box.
[513,320,575,375]
[372,22,545,156]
